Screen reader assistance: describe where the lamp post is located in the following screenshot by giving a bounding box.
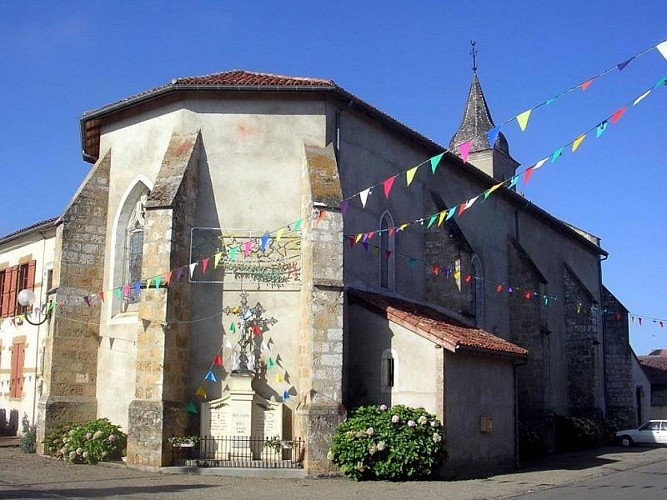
[17,289,51,326]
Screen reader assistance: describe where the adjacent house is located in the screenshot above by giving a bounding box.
[638,350,667,419]
[0,68,639,476]
[0,218,57,434]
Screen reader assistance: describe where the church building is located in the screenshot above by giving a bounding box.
[2,67,637,477]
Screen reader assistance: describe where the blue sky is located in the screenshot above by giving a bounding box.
[0,1,665,354]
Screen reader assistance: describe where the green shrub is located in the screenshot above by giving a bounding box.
[603,417,627,444]
[518,423,548,460]
[329,404,445,481]
[44,418,127,464]
[19,424,37,453]
[555,416,600,451]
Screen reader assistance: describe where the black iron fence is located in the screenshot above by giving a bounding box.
[171,436,305,469]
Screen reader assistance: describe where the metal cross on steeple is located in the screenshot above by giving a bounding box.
[470,40,478,73]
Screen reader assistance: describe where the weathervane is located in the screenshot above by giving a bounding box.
[470,40,478,73]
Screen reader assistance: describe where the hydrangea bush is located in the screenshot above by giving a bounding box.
[44,418,127,464]
[329,404,445,481]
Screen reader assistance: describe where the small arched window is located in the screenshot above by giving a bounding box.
[379,211,395,290]
[381,348,397,392]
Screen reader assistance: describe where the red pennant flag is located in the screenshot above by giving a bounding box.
[523,166,536,184]
[388,227,395,237]
[432,265,440,276]
[610,106,626,124]
[383,176,396,199]
[348,236,356,248]
[457,203,466,216]
[524,291,532,300]
[214,354,222,366]
[496,284,504,292]
[202,258,210,274]
[316,209,326,225]
[97,292,105,303]
[367,231,375,240]
[580,78,595,91]
[464,274,472,283]
[253,324,260,335]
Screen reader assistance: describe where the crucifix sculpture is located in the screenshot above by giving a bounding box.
[224,291,278,373]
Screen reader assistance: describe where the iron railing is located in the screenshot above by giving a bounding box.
[171,436,305,469]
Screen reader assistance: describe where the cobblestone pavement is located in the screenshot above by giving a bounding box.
[0,445,666,499]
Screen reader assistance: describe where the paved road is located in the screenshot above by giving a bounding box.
[0,445,666,499]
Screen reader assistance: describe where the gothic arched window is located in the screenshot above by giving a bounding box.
[112,181,150,316]
[379,211,395,290]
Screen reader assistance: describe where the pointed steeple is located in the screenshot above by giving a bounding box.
[449,45,518,182]
[449,73,509,155]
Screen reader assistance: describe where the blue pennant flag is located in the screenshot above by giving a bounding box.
[487,127,500,148]
[205,371,217,383]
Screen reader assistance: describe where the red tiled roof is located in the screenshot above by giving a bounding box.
[349,289,528,359]
[172,70,334,87]
[0,217,59,246]
[638,355,667,385]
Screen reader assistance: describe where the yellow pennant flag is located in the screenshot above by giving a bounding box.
[276,227,286,242]
[572,134,586,152]
[355,233,363,244]
[438,210,447,226]
[399,223,409,231]
[516,109,532,132]
[275,373,284,383]
[214,252,222,268]
[406,166,419,186]
[453,271,461,280]
[196,386,207,398]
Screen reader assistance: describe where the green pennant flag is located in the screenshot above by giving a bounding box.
[230,322,236,332]
[154,276,162,289]
[229,245,238,261]
[268,357,275,368]
[430,153,444,174]
[186,402,198,414]
[427,214,437,229]
[115,287,122,299]
[292,219,303,231]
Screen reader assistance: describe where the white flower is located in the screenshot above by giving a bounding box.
[69,451,77,460]
[82,451,89,458]
[391,415,400,424]
[366,427,374,436]
[76,448,83,455]
[432,432,442,443]
[407,420,416,427]
[376,441,387,451]
[418,416,428,425]
[327,450,334,461]
[379,404,388,411]
[355,431,366,439]
[430,421,437,428]
[85,432,93,439]
[93,430,103,439]
[368,443,377,455]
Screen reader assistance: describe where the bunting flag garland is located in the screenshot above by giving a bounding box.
[205,371,217,383]
[186,402,198,414]
[610,106,626,124]
[196,386,207,398]
[189,262,197,278]
[214,354,222,366]
[335,38,666,214]
[344,74,665,244]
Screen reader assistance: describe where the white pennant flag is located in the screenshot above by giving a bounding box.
[464,195,479,210]
[657,40,667,60]
[225,340,233,349]
[189,262,198,279]
[633,90,651,106]
[533,158,548,170]
[359,188,370,208]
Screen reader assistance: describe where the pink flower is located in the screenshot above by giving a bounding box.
[391,415,400,424]
[407,420,416,427]
[379,404,388,411]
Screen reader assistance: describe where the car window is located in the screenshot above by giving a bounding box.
[646,422,661,431]
[639,422,652,431]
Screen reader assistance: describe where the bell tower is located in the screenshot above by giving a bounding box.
[450,41,519,183]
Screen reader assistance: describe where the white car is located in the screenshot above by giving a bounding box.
[616,420,667,447]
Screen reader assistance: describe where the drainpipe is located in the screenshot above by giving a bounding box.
[514,363,520,468]
[31,230,48,427]
[599,252,609,419]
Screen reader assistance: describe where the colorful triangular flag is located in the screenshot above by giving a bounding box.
[260,233,270,252]
[359,188,370,208]
[617,57,634,72]
[430,153,444,173]
[214,252,223,268]
[292,219,303,231]
[189,262,198,278]
[487,127,500,148]
[186,402,198,414]
[580,78,595,91]
[205,371,217,383]
[196,386,207,398]
[596,120,608,138]
[572,134,586,152]
[427,214,437,229]
[551,147,564,163]
[610,106,626,124]
[340,199,349,216]
[459,139,474,163]
[516,109,532,132]
[383,176,396,199]
[406,166,419,186]
[214,354,222,366]
[523,166,535,184]
[633,90,651,106]
[656,40,667,60]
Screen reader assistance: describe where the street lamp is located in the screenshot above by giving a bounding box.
[17,289,51,326]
